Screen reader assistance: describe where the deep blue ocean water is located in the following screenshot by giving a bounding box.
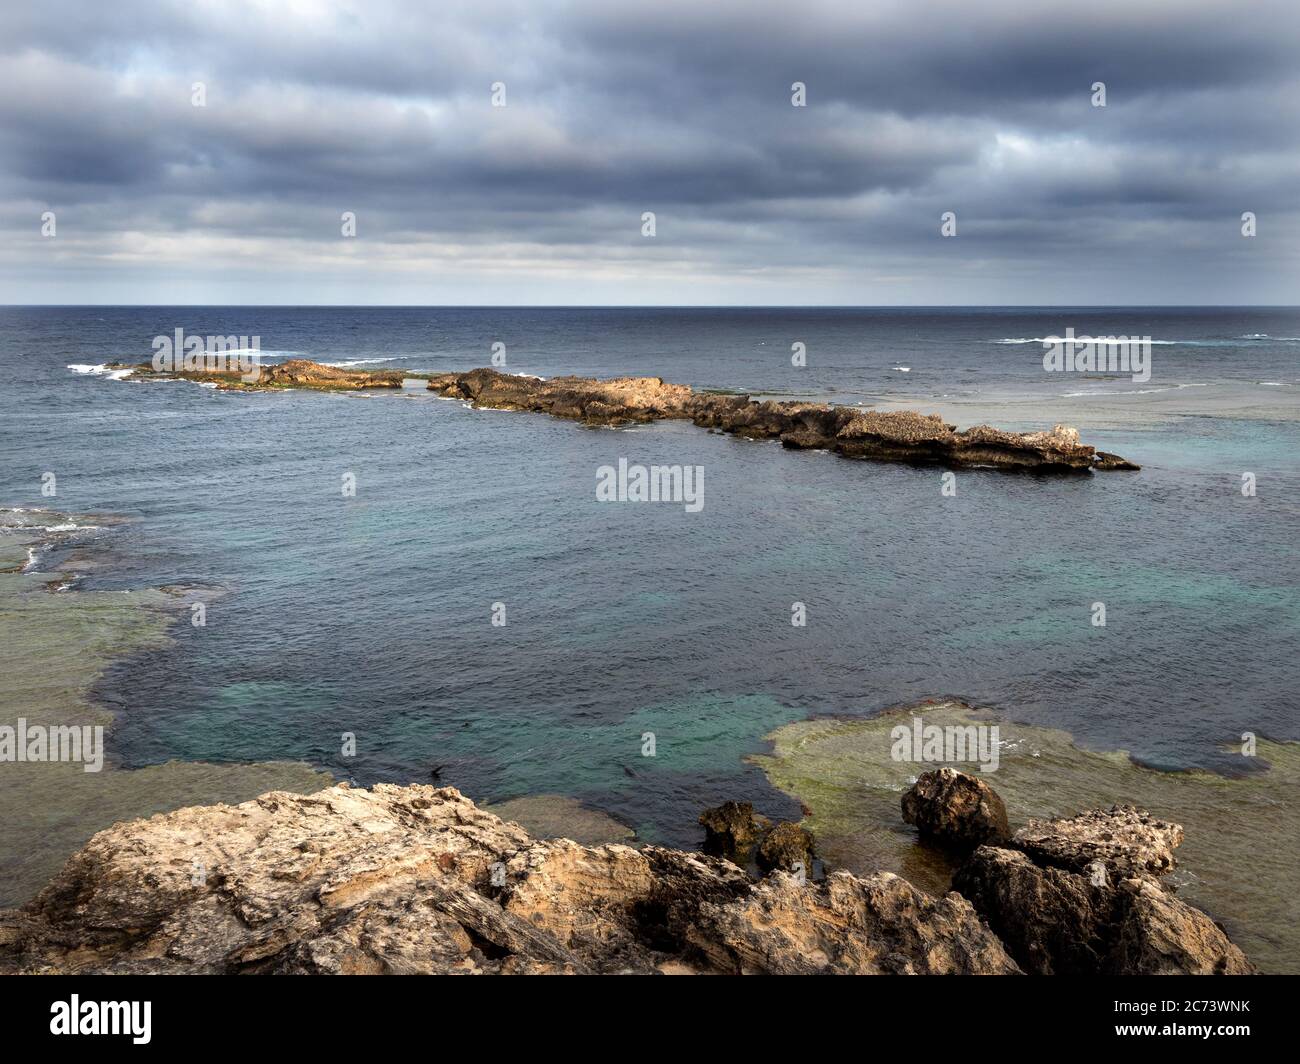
[1,306,1297,844]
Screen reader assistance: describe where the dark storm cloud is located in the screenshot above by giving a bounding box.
[0,0,1296,303]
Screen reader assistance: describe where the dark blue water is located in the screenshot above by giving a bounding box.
[2,306,1297,845]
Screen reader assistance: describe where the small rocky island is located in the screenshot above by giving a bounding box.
[112,359,1139,473]
[0,771,1249,974]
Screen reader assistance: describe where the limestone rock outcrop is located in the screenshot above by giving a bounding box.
[1011,805,1183,880]
[0,784,1018,975]
[115,358,406,390]
[952,806,1254,975]
[425,368,1138,473]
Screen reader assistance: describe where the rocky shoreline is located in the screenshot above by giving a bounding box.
[0,772,1250,974]
[110,359,1139,473]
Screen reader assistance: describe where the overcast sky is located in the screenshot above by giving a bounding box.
[1,0,1296,305]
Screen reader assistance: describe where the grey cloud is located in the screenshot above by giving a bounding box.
[0,0,1297,304]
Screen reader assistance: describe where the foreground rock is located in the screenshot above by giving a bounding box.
[0,784,1018,975]
[953,805,1255,975]
[426,367,1138,473]
[901,767,1010,850]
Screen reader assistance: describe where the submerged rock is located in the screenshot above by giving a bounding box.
[901,768,1010,850]
[0,784,1018,975]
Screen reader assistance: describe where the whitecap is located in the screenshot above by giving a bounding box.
[992,337,1191,346]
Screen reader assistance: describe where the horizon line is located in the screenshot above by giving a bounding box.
[3,303,1298,311]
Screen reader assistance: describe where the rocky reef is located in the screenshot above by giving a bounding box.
[426,367,1140,472]
[0,775,1252,975]
[111,358,408,391]
[108,359,1138,472]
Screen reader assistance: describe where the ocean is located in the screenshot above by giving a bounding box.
[1,305,1298,964]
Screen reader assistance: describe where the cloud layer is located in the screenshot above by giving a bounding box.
[2,0,1297,303]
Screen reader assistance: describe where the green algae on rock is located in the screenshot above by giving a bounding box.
[0,508,334,906]
[750,700,1300,973]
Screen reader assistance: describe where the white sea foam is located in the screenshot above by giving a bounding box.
[1060,387,1173,397]
[995,337,1184,346]
[68,364,131,381]
[321,357,402,367]
[997,335,1300,347]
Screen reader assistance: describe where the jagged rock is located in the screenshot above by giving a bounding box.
[952,806,1256,975]
[699,803,815,878]
[901,768,1010,850]
[1094,450,1142,471]
[1012,805,1183,880]
[428,367,693,424]
[756,822,816,875]
[0,784,1020,975]
[1110,876,1255,975]
[687,871,1021,975]
[698,801,768,863]
[253,360,406,389]
[954,846,1117,974]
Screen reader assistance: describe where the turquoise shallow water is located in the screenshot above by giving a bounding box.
[0,306,1297,852]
